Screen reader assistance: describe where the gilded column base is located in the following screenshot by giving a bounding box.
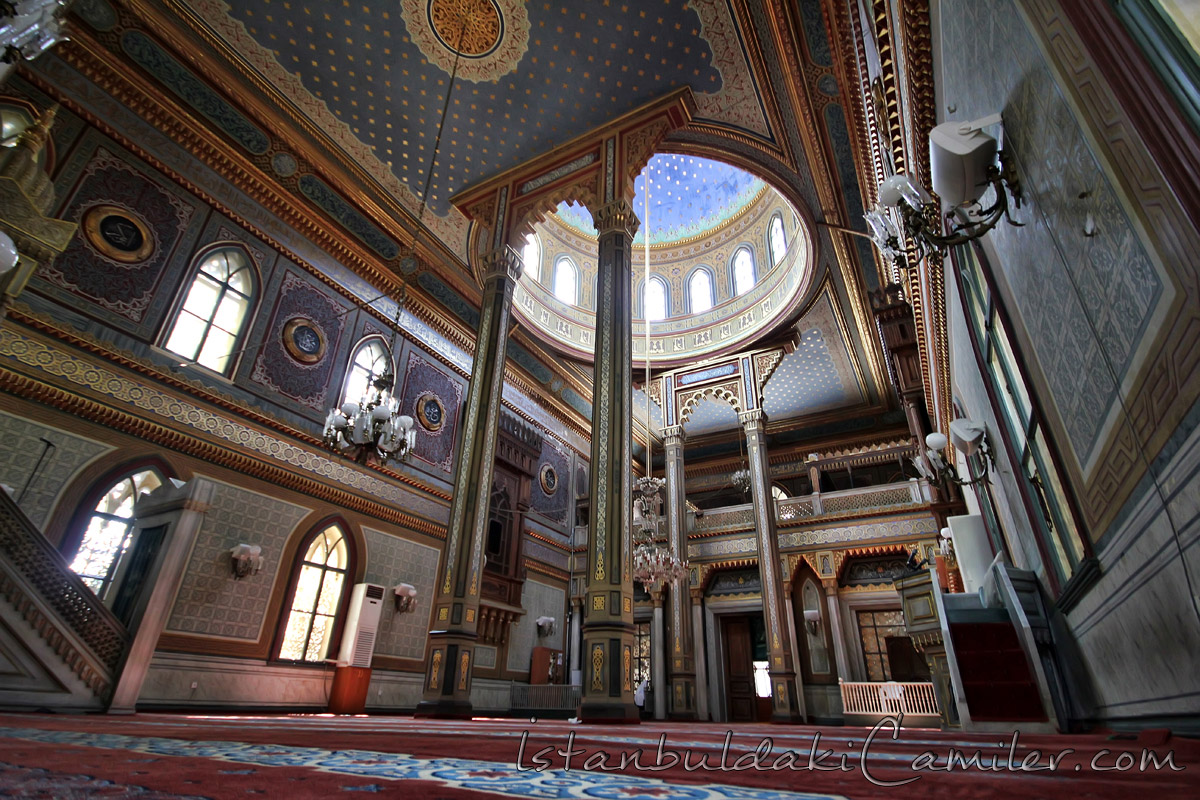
[579,624,639,724]
[415,632,477,719]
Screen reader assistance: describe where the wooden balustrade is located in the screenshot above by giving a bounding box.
[839,679,940,717]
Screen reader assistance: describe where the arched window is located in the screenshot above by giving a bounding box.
[769,214,787,266]
[732,247,756,296]
[341,338,391,408]
[688,268,714,313]
[165,247,255,374]
[771,484,788,501]
[68,468,165,601]
[522,233,541,279]
[278,523,352,662]
[643,275,668,321]
[553,256,578,305]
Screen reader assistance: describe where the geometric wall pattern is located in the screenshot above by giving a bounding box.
[0,410,113,531]
[362,527,441,661]
[942,1,1164,469]
[506,579,565,672]
[165,479,310,641]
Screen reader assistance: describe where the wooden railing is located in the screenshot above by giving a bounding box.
[693,480,928,532]
[511,683,581,711]
[0,488,128,698]
[839,680,939,717]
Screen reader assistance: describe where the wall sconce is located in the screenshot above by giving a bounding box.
[802,608,821,636]
[917,419,993,488]
[229,544,263,579]
[535,615,556,638]
[864,114,1023,265]
[393,583,417,613]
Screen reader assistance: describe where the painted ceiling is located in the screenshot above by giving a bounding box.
[220,0,765,230]
[554,154,766,245]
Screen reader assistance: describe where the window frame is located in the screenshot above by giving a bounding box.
[639,274,670,321]
[768,214,787,267]
[162,243,259,377]
[60,459,174,604]
[339,335,393,410]
[686,266,716,314]
[731,246,756,297]
[273,518,357,666]
[951,241,1092,596]
[552,255,579,306]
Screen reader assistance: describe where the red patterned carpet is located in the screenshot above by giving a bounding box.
[0,712,1196,799]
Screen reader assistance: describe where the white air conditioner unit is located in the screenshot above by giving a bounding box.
[337,583,385,668]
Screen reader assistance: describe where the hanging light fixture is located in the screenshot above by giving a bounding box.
[323,9,471,467]
[631,165,687,590]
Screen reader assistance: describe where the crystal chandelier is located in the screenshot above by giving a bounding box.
[731,468,752,495]
[1,0,70,69]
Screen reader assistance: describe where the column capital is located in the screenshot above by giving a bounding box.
[591,199,640,239]
[737,408,766,429]
[689,586,704,601]
[821,578,839,593]
[662,424,686,446]
[480,244,523,283]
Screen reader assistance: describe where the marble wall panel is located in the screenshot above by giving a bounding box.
[361,526,441,661]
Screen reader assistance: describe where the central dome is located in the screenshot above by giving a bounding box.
[512,154,814,365]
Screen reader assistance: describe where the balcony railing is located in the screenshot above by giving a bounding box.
[692,480,928,533]
[510,683,581,712]
[839,679,940,718]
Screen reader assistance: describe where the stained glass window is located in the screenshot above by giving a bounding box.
[856,609,907,681]
[643,275,668,321]
[279,524,349,662]
[769,215,787,266]
[553,257,578,305]
[165,248,255,374]
[342,339,391,408]
[732,247,755,296]
[69,469,164,600]
[688,269,714,313]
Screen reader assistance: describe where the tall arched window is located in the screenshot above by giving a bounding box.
[643,275,668,321]
[278,523,351,662]
[732,247,756,296]
[341,338,391,408]
[522,233,541,280]
[165,247,255,374]
[769,214,787,266]
[553,256,578,305]
[688,268,714,313]
[68,468,165,601]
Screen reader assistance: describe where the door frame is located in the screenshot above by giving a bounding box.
[703,597,763,723]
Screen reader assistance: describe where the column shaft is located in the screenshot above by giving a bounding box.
[740,409,802,722]
[651,591,666,720]
[581,200,640,723]
[417,247,521,718]
[690,587,709,720]
[662,425,695,718]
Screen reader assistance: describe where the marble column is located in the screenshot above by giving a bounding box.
[580,199,640,723]
[782,578,808,720]
[651,589,666,720]
[739,409,802,722]
[661,424,696,718]
[568,596,583,685]
[690,587,710,720]
[823,578,853,682]
[416,246,522,718]
[109,478,215,713]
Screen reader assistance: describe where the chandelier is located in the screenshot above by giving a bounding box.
[731,468,752,495]
[323,369,416,465]
[1,0,70,68]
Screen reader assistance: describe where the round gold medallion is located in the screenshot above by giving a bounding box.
[282,317,327,364]
[416,391,446,432]
[82,205,155,264]
[429,0,502,57]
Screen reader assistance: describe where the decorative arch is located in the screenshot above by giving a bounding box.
[163,242,261,375]
[730,245,756,297]
[272,515,360,663]
[339,334,393,408]
[696,558,759,594]
[676,380,744,425]
[685,265,716,314]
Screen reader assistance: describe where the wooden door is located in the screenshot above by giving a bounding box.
[722,616,756,722]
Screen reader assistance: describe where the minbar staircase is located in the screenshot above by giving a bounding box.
[0,488,129,711]
[948,612,1046,722]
